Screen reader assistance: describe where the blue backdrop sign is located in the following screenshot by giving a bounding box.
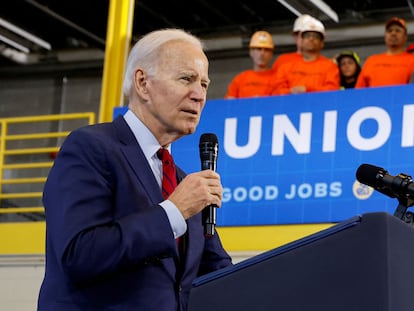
[115,85,414,226]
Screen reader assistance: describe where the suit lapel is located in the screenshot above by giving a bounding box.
[113,117,201,280]
[113,116,162,204]
[112,117,181,280]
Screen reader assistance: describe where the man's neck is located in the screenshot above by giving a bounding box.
[387,46,405,55]
[302,51,319,62]
[254,65,271,72]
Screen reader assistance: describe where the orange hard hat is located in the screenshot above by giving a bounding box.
[249,31,274,49]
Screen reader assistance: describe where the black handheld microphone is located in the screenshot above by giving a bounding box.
[199,133,218,238]
[356,163,414,200]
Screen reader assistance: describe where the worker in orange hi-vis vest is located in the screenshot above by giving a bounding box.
[272,14,314,72]
[356,17,414,88]
[271,17,340,95]
[224,30,275,99]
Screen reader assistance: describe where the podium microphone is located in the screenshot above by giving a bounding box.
[199,133,218,238]
[356,163,414,224]
[355,163,414,200]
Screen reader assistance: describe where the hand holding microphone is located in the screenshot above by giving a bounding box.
[166,133,221,236]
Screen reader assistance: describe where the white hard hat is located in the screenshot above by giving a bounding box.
[292,14,314,33]
[301,17,325,38]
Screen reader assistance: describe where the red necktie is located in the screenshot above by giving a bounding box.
[157,148,177,199]
[157,148,186,258]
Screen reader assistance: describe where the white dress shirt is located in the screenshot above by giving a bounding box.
[123,109,187,238]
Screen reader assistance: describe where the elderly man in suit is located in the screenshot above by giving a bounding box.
[37,28,232,311]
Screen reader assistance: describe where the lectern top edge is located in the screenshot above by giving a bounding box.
[192,213,364,287]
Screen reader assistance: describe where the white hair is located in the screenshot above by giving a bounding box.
[122,28,205,97]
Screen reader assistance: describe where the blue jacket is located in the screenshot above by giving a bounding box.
[37,116,232,311]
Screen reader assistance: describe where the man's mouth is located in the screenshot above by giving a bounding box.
[182,109,198,115]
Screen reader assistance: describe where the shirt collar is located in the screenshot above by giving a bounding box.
[123,109,168,161]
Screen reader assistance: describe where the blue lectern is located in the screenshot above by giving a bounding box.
[188,212,414,311]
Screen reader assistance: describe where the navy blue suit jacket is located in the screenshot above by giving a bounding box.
[37,116,232,311]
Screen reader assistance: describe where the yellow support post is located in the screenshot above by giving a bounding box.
[99,0,135,123]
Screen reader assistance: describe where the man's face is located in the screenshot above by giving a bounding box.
[142,41,210,138]
[385,24,407,49]
[249,47,274,69]
[301,31,324,53]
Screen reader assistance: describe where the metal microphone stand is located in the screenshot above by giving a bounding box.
[393,196,414,226]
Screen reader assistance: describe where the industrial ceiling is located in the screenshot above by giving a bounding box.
[0,0,413,67]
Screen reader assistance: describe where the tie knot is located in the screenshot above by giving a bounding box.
[157,148,177,199]
[157,148,173,165]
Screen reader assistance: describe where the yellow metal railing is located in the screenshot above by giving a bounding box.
[0,112,334,255]
[0,113,95,216]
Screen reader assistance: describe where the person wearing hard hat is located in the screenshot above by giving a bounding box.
[336,50,362,89]
[225,30,275,98]
[356,17,414,88]
[272,14,313,72]
[271,17,339,95]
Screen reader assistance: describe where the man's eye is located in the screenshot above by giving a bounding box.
[181,76,192,82]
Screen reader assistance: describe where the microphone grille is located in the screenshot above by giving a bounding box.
[356,163,382,186]
[199,133,218,145]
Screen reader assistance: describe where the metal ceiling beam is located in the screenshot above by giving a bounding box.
[25,0,106,47]
[277,0,338,22]
[0,35,29,53]
[0,17,51,50]
[309,0,338,22]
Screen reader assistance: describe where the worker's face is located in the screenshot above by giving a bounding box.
[339,56,358,78]
[136,41,210,139]
[249,47,274,69]
[385,24,407,49]
[301,31,324,53]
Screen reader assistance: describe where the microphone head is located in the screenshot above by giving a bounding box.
[356,163,384,187]
[356,163,397,198]
[199,133,218,156]
[199,133,218,170]
[199,133,218,145]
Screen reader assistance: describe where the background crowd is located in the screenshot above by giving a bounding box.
[225,15,414,98]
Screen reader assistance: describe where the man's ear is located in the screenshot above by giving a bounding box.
[248,48,254,58]
[133,68,149,97]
